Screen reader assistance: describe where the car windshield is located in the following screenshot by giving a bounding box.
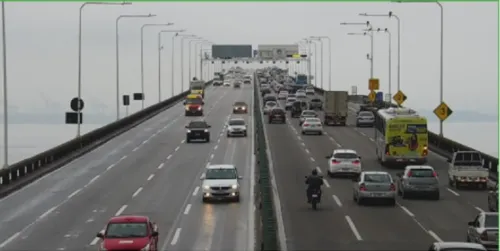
[234,102,246,106]
[228,120,245,126]
[408,169,434,177]
[364,174,392,183]
[272,108,285,114]
[485,214,498,228]
[266,101,277,107]
[302,111,316,116]
[359,111,374,117]
[206,168,237,179]
[105,223,148,238]
[334,152,358,159]
[186,99,202,105]
[188,121,208,128]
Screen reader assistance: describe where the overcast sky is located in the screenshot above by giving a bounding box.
[0,1,497,116]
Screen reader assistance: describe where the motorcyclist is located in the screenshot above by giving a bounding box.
[305,169,324,203]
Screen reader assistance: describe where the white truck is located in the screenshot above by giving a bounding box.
[323,91,348,126]
[447,151,489,190]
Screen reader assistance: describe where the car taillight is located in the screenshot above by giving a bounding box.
[332,159,340,164]
[390,183,396,191]
[303,123,309,126]
[432,171,437,177]
[407,171,412,177]
[385,144,390,156]
[352,160,360,165]
[359,183,367,191]
[423,145,428,156]
[197,106,202,110]
[480,231,489,241]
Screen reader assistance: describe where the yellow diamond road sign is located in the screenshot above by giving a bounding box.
[368,90,376,102]
[433,102,453,121]
[369,78,379,90]
[392,90,407,106]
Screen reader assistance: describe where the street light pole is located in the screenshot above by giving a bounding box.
[157,29,185,103]
[311,36,331,90]
[1,1,7,169]
[347,32,374,79]
[359,12,402,92]
[309,37,323,89]
[77,1,130,137]
[341,21,373,78]
[177,34,197,92]
[197,42,211,79]
[188,39,204,81]
[365,28,392,98]
[115,14,155,121]
[140,23,173,108]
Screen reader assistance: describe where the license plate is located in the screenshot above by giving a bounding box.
[312,194,318,198]
[341,168,349,171]
[370,193,380,197]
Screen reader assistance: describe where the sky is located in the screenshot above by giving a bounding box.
[0,1,497,117]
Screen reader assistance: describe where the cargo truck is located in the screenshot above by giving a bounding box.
[190,80,205,98]
[323,91,348,126]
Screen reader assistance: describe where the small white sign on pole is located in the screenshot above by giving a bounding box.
[351,86,358,95]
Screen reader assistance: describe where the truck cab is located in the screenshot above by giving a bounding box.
[184,94,204,116]
[448,151,489,189]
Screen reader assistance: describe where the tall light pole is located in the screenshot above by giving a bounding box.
[201,48,212,80]
[311,36,332,90]
[341,21,373,78]
[175,34,196,93]
[77,1,130,137]
[2,1,7,169]
[393,1,445,137]
[115,14,155,121]
[301,39,313,85]
[188,38,204,81]
[347,32,373,79]
[158,29,185,103]
[296,41,307,74]
[197,41,211,79]
[359,12,401,92]
[309,37,323,89]
[365,28,392,99]
[140,23,173,109]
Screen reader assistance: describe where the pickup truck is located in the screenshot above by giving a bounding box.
[447,151,489,190]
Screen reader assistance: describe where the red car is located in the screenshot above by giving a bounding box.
[97,215,159,251]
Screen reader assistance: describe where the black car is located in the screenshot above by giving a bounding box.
[185,120,211,143]
[268,107,286,124]
[291,100,309,118]
[262,94,277,105]
[233,101,248,114]
[261,88,271,97]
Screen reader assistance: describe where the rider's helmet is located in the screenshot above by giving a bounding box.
[311,169,318,175]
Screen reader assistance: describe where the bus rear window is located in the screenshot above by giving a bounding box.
[407,124,427,134]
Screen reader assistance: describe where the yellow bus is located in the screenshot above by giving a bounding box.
[374,108,429,166]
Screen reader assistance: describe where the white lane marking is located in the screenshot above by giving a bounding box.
[428,230,443,242]
[170,228,181,245]
[147,174,155,181]
[167,154,172,160]
[301,142,305,147]
[336,142,342,147]
[323,179,330,188]
[157,163,164,169]
[115,205,127,216]
[315,166,322,174]
[360,132,366,136]
[305,149,310,154]
[181,139,186,144]
[38,206,56,219]
[89,236,100,245]
[399,205,415,217]
[120,156,127,161]
[132,187,143,198]
[214,145,218,150]
[184,204,192,215]
[106,164,115,171]
[217,138,221,143]
[67,189,82,199]
[87,175,100,186]
[0,232,20,248]
[192,186,199,196]
[297,136,302,141]
[132,146,140,152]
[175,146,180,151]
[475,206,485,212]
[332,195,342,207]
[446,188,460,196]
[142,140,148,145]
[310,157,315,162]
[345,216,363,241]
[369,138,374,142]
[210,154,214,160]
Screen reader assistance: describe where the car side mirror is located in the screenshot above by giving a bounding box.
[96,232,104,238]
[358,156,362,159]
[151,231,159,237]
[467,221,474,226]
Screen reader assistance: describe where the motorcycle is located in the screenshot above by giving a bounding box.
[310,188,321,210]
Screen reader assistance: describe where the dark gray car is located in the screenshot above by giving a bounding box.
[396,165,440,200]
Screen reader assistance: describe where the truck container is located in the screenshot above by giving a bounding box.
[323,91,348,126]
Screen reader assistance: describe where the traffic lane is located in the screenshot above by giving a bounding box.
[265,117,357,251]
[320,119,480,242]
[0,85,222,245]
[0,87,230,250]
[285,116,436,248]
[172,118,255,251]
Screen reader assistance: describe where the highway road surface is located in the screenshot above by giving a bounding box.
[263,84,489,250]
[0,84,256,251]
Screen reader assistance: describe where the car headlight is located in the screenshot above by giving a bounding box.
[204,185,210,189]
[204,129,208,132]
[198,106,202,110]
[186,129,191,133]
[232,184,238,189]
[185,106,189,110]
[141,244,150,251]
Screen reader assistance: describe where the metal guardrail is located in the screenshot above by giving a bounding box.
[314,87,498,181]
[254,75,280,251]
[0,80,214,198]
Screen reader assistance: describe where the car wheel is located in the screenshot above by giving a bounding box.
[301,131,305,135]
[186,138,190,143]
[206,137,210,142]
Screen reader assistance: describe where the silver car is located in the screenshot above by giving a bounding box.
[226,118,247,137]
[467,212,498,251]
[356,111,374,127]
[352,171,396,206]
[263,101,278,115]
[278,91,288,100]
[300,117,323,135]
[429,242,487,251]
[299,110,318,125]
[285,97,296,110]
[305,88,315,95]
[396,165,440,200]
[296,92,307,99]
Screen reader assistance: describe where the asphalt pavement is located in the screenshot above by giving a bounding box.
[262,84,489,250]
[0,84,256,251]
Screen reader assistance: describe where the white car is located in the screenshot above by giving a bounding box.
[263,101,278,115]
[201,164,242,202]
[326,149,362,177]
[226,118,247,137]
[278,91,288,100]
[301,117,323,135]
[223,81,231,87]
[299,110,318,125]
[296,92,307,99]
[305,88,315,95]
